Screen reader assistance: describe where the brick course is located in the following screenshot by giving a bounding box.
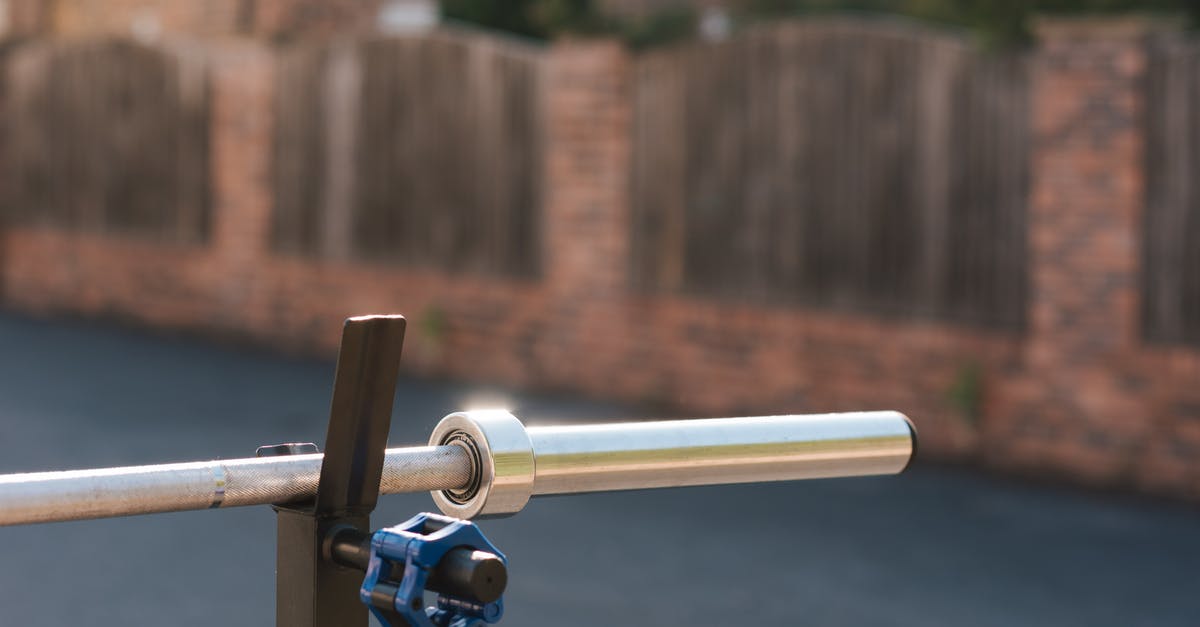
[4,0,382,39]
[3,20,1200,498]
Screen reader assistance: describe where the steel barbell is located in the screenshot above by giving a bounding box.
[0,409,915,526]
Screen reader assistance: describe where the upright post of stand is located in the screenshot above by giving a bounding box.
[273,316,406,627]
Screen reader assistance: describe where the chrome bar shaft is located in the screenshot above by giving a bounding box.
[0,445,471,526]
[427,410,916,518]
[526,412,914,495]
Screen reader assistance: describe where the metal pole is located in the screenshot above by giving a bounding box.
[0,411,915,526]
[0,446,471,526]
[273,314,407,627]
[430,410,915,518]
[527,412,915,494]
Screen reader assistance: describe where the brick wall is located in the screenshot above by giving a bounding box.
[3,19,1200,498]
[251,0,384,38]
[4,0,382,38]
[985,18,1200,496]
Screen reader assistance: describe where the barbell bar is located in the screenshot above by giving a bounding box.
[0,410,915,526]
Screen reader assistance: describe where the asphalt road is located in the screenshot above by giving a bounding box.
[0,312,1197,626]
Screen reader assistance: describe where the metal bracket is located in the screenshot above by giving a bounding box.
[268,315,406,627]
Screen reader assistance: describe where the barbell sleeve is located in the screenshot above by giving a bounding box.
[0,411,915,526]
[430,410,915,518]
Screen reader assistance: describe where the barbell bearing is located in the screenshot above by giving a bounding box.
[429,410,535,519]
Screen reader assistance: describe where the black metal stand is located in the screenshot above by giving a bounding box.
[267,315,407,627]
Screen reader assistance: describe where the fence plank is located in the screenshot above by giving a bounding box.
[3,40,211,242]
[272,31,543,278]
[271,43,328,255]
[630,19,1030,330]
[1144,37,1200,345]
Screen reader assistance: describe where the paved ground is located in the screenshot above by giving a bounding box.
[0,312,1197,626]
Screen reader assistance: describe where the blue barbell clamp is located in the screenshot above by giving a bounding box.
[360,512,506,627]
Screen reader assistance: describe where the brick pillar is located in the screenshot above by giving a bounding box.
[5,0,52,36]
[251,0,382,38]
[207,43,276,328]
[537,41,634,391]
[991,18,1159,482]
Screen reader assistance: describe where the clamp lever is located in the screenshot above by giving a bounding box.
[358,512,507,627]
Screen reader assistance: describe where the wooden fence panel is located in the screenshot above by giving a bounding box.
[271,44,328,256]
[272,31,543,278]
[631,20,1029,329]
[1144,37,1200,345]
[4,40,211,242]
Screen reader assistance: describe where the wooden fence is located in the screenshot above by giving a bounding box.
[272,31,543,278]
[1144,36,1200,346]
[631,20,1030,329]
[2,40,210,241]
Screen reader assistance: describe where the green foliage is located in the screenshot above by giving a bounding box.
[946,361,984,427]
[440,0,609,39]
[441,0,695,48]
[443,0,1197,48]
[419,305,448,344]
[621,8,697,50]
[746,0,1197,46]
